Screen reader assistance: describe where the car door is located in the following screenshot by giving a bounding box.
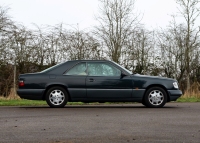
[63,62,87,98]
[86,62,133,98]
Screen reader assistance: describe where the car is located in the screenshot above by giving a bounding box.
[17,60,182,108]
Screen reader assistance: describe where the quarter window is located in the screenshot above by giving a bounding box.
[65,63,87,75]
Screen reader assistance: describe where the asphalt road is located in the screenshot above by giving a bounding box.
[0,103,200,143]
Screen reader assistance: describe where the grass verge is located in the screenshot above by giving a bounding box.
[176,97,200,102]
[0,99,47,106]
[0,96,199,106]
[0,98,93,106]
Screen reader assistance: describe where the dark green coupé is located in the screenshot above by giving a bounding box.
[17,60,182,108]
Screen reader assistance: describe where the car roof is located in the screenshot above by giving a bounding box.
[68,60,109,62]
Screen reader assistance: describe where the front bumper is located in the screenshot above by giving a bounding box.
[167,90,182,101]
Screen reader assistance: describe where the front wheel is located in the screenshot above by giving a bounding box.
[45,86,68,108]
[144,87,167,108]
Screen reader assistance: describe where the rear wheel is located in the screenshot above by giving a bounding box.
[45,86,68,108]
[144,87,167,108]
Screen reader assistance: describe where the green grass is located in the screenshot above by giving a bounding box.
[0,97,199,106]
[0,99,47,106]
[0,99,94,106]
[176,97,200,102]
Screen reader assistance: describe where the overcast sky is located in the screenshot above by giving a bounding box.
[1,0,179,30]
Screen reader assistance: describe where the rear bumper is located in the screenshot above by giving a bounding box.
[167,90,182,101]
[17,89,45,100]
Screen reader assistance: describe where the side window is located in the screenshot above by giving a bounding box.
[87,63,121,76]
[65,63,87,75]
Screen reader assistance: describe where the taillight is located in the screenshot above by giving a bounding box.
[19,80,25,87]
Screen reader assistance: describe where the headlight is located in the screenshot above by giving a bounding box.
[173,82,179,89]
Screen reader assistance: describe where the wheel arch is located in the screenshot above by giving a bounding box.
[142,84,170,102]
[42,84,71,101]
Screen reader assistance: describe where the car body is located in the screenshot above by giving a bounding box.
[17,60,182,108]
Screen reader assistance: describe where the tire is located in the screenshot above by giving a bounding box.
[142,100,146,106]
[45,86,68,108]
[144,87,167,108]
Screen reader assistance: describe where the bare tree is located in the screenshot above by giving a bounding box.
[0,6,12,31]
[0,6,17,96]
[157,20,187,85]
[95,0,138,64]
[122,27,155,74]
[63,31,102,60]
[176,0,200,91]
[0,6,14,64]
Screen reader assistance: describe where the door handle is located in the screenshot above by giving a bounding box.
[89,78,95,82]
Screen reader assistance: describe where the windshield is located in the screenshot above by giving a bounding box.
[111,61,132,74]
[40,62,65,73]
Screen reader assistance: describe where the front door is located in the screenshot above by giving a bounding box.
[86,62,132,99]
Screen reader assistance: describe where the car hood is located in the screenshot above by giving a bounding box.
[131,74,176,81]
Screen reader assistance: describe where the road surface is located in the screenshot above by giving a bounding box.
[0,103,200,143]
